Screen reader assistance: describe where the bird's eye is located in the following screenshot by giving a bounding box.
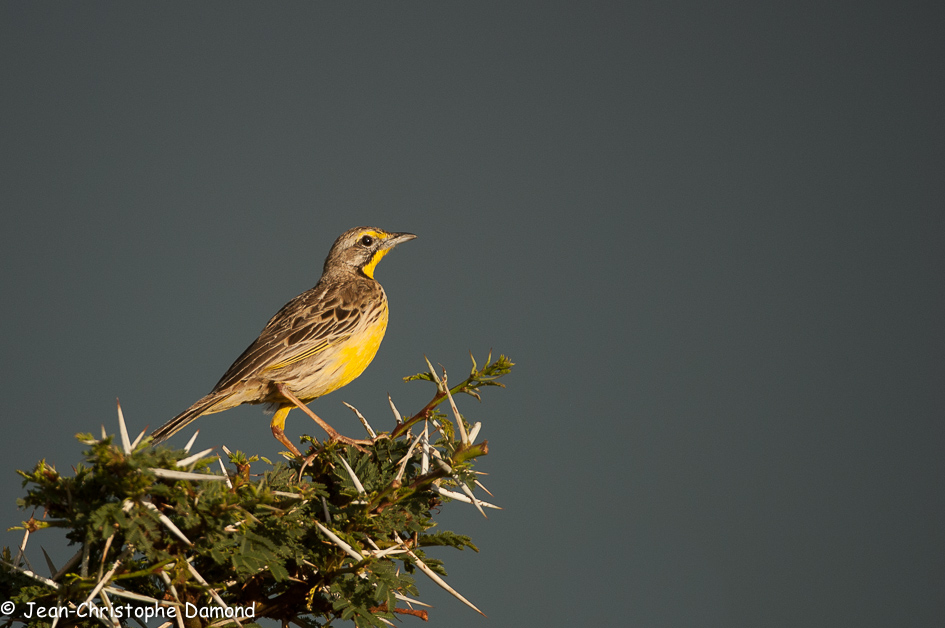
[359,235,374,246]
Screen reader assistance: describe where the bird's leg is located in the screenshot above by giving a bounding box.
[275,383,374,446]
[270,404,303,457]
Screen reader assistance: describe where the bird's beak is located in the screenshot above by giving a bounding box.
[383,232,417,249]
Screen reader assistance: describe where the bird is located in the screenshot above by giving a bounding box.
[150,226,416,456]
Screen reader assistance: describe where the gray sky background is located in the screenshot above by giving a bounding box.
[2,2,943,627]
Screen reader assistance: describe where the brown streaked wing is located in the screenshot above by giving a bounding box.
[211,287,363,391]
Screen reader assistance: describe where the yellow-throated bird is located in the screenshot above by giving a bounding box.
[150,227,416,456]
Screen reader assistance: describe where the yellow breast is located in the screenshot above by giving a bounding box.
[321,300,389,396]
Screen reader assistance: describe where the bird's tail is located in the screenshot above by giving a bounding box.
[150,391,233,445]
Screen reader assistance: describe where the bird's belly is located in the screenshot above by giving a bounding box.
[293,303,389,399]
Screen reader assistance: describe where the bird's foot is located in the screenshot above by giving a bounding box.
[275,383,374,453]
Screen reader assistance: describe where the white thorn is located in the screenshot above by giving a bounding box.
[434,457,453,474]
[175,448,215,468]
[394,533,485,616]
[457,480,487,518]
[0,559,61,589]
[467,422,482,443]
[14,528,29,566]
[343,401,377,438]
[97,532,115,580]
[443,376,468,445]
[395,433,423,482]
[83,555,123,606]
[430,454,491,515]
[149,468,229,482]
[338,456,366,494]
[140,502,192,545]
[98,590,121,628]
[157,568,182,606]
[421,422,430,474]
[223,520,246,533]
[184,430,200,454]
[314,521,365,561]
[186,561,243,628]
[424,356,444,391]
[116,400,131,455]
[130,426,148,450]
[432,486,502,509]
[158,568,186,628]
[393,592,432,608]
[474,478,494,496]
[217,456,233,489]
[388,393,403,425]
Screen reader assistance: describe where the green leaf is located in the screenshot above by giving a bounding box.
[4,352,511,626]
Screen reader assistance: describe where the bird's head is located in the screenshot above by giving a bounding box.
[324,227,417,279]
